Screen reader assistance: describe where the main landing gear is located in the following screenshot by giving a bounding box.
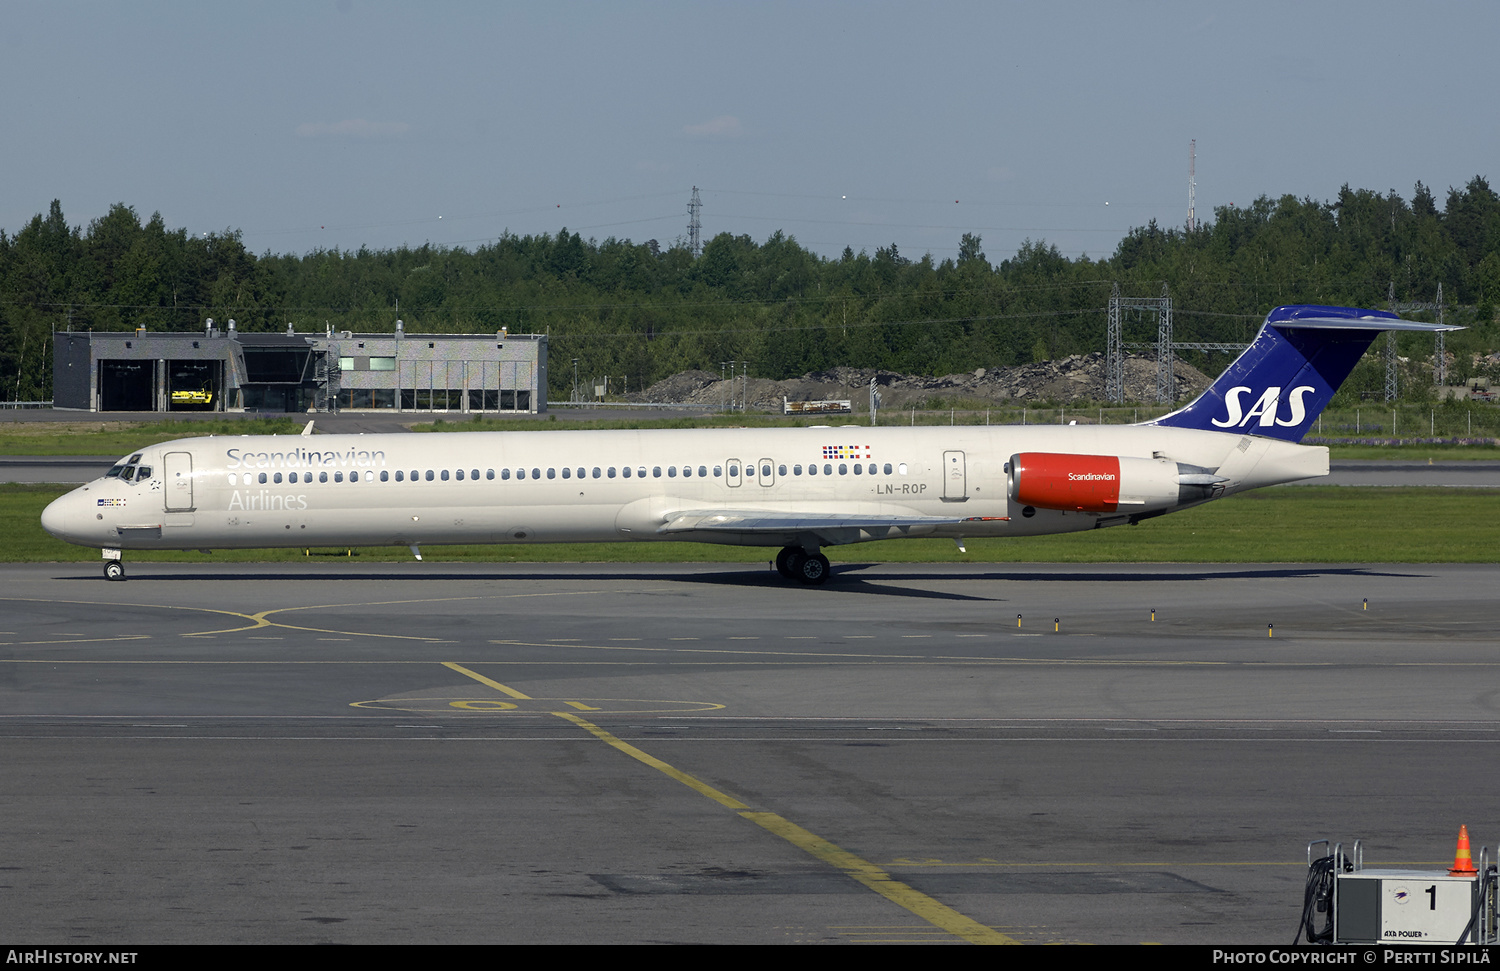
[775,546,831,586]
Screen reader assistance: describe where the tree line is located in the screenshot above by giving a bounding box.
[2,178,1498,403]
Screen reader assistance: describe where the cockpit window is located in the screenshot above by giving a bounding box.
[136,466,151,480]
[105,465,125,478]
[120,467,136,482]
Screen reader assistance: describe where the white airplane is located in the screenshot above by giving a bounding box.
[42,305,1454,584]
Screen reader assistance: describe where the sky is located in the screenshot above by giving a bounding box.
[3,1,1496,265]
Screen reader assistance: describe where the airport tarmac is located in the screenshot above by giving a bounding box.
[3,561,1499,945]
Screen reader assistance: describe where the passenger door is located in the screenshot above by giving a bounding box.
[164,451,195,511]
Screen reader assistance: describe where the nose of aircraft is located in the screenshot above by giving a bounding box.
[41,493,70,540]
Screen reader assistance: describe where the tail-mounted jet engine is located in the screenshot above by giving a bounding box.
[1007,452,1225,514]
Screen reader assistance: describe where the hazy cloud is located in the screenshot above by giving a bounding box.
[683,115,743,138]
[296,119,410,138]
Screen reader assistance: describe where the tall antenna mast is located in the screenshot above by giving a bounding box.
[1187,140,1197,232]
[687,186,703,258]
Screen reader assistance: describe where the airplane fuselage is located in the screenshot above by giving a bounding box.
[42,423,1327,555]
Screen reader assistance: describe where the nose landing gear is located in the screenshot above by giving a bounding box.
[104,560,126,582]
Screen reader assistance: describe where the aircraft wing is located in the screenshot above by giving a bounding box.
[657,509,969,545]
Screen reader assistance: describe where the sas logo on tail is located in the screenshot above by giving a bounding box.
[1211,386,1316,429]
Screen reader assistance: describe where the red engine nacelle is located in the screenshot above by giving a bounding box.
[1009,452,1182,514]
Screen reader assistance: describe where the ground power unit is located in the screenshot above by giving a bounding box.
[1298,831,1497,945]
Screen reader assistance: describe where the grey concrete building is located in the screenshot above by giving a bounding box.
[52,319,547,414]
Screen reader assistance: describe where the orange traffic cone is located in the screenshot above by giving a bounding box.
[1449,825,1478,876]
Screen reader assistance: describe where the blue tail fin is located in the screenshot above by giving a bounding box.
[1151,305,1457,442]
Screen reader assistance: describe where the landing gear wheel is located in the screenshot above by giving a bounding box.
[103,560,125,582]
[775,546,799,579]
[795,552,830,586]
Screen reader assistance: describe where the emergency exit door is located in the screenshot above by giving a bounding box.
[942,450,968,501]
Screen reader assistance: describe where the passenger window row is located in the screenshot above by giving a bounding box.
[225,461,910,486]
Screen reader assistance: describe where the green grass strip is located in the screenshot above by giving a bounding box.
[5,484,1496,564]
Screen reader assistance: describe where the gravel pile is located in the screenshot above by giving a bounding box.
[625,354,1212,409]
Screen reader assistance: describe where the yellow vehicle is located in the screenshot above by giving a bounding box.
[171,387,213,406]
